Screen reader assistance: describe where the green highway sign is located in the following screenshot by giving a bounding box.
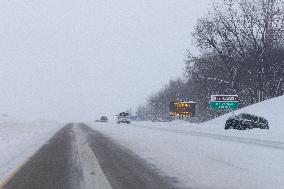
[210,101,239,109]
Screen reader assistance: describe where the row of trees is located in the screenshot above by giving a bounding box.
[136,0,284,122]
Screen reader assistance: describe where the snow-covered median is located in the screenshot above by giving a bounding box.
[0,121,63,184]
[89,95,284,189]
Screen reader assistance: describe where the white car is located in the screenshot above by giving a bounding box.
[117,112,131,124]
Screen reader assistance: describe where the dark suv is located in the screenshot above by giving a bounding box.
[225,113,269,130]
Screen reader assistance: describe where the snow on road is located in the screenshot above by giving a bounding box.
[90,95,284,189]
[0,121,63,184]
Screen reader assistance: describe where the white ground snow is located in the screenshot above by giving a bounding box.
[90,95,284,189]
[0,121,63,184]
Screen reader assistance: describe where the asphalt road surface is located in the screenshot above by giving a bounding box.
[2,123,180,189]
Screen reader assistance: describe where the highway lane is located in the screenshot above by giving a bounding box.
[3,124,83,189]
[2,123,180,189]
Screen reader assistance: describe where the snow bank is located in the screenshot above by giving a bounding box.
[0,121,63,183]
[203,95,284,130]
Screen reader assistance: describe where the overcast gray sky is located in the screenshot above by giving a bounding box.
[0,0,210,122]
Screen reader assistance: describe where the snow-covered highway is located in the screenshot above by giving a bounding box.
[0,96,284,189]
[0,120,283,189]
[2,123,178,189]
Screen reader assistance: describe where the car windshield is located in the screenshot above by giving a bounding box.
[239,114,252,119]
[1,0,283,189]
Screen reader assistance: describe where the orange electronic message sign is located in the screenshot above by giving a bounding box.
[170,101,196,117]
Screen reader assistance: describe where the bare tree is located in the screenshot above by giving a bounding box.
[137,0,284,122]
[191,0,284,103]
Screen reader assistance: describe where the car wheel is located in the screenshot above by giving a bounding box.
[238,125,246,130]
[242,124,251,130]
[224,125,229,130]
[225,126,231,130]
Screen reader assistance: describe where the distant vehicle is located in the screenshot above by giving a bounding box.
[100,116,108,122]
[95,116,108,122]
[117,112,131,124]
[225,113,269,130]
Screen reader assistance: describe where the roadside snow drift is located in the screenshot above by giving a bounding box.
[203,95,284,131]
[90,95,284,189]
[0,121,63,184]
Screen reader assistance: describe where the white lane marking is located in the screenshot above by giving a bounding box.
[73,125,112,189]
